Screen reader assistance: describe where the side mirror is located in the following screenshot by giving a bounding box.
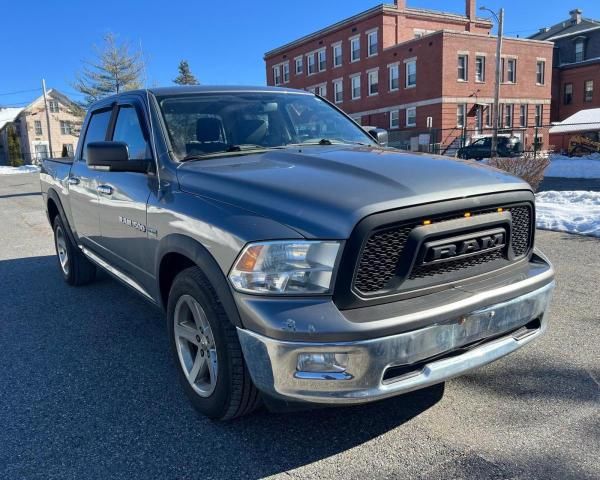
[368,128,389,147]
[87,141,150,173]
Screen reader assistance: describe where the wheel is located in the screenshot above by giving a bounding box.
[53,216,96,286]
[167,267,261,420]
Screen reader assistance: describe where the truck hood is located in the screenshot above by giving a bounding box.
[176,146,531,239]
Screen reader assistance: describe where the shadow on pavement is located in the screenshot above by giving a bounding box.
[0,255,444,479]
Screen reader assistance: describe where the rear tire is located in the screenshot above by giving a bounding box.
[167,266,261,420]
[52,216,96,286]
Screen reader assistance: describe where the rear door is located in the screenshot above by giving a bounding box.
[94,97,157,285]
[68,108,113,247]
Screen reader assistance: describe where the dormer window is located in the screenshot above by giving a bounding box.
[575,39,585,62]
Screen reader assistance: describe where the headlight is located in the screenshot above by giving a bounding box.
[228,241,341,294]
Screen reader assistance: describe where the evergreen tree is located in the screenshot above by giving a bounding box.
[73,33,144,106]
[7,125,23,167]
[173,60,199,85]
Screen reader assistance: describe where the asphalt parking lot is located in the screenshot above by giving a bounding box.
[1,173,598,480]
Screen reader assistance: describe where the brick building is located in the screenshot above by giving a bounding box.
[265,0,554,153]
[530,9,600,122]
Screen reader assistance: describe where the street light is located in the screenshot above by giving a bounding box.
[480,6,504,158]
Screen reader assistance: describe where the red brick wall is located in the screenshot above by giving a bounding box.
[554,62,600,121]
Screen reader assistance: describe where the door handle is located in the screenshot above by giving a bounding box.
[97,185,113,195]
[68,176,80,186]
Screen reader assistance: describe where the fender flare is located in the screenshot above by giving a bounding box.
[155,234,243,327]
[46,188,78,246]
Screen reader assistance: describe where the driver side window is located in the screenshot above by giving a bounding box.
[112,105,150,160]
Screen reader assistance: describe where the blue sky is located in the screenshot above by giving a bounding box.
[1,0,598,107]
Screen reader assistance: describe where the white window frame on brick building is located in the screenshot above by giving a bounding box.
[273,65,282,85]
[388,63,400,91]
[48,99,59,113]
[504,104,513,128]
[368,68,379,96]
[283,62,290,83]
[406,107,416,127]
[475,55,485,82]
[351,74,361,100]
[315,83,327,98]
[457,54,468,81]
[405,58,416,88]
[60,120,72,135]
[367,29,378,57]
[333,78,343,104]
[63,143,74,157]
[456,104,466,128]
[536,60,545,85]
[332,42,342,68]
[318,48,327,72]
[295,56,303,75]
[535,105,543,127]
[485,104,492,127]
[307,53,316,75]
[519,105,528,127]
[390,110,400,129]
[585,80,594,103]
[34,120,43,136]
[350,35,360,62]
[564,83,573,105]
[503,58,517,84]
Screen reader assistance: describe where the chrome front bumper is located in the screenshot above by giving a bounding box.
[237,281,555,405]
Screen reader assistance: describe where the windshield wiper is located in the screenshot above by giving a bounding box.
[287,138,373,147]
[180,145,280,162]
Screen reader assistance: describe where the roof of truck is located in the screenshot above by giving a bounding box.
[148,85,309,96]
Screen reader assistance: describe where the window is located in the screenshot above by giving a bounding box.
[458,54,468,81]
[318,49,326,72]
[535,105,543,127]
[485,104,492,127]
[273,65,282,85]
[351,74,361,99]
[60,120,72,135]
[34,120,42,136]
[283,63,290,83]
[48,100,59,113]
[457,104,466,128]
[315,84,327,98]
[504,58,517,83]
[368,70,379,96]
[112,105,150,160]
[519,105,527,127]
[389,64,399,91]
[536,61,545,85]
[405,59,416,87]
[307,53,316,75]
[475,56,485,82]
[390,110,399,129]
[295,56,303,75]
[367,30,378,57]
[333,79,343,103]
[585,80,594,102]
[63,143,74,157]
[564,83,573,105]
[406,107,416,127]
[504,104,513,127]
[350,36,360,62]
[34,144,49,160]
[81,109,112,161]
[333,43,342,67]
[575,40,585,62]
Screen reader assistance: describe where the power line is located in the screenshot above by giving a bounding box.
[0,87,41,97]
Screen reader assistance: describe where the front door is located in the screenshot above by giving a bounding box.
[94,100,157,287]
[68,108,113,248]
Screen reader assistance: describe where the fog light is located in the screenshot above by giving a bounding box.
[297,353,349,373]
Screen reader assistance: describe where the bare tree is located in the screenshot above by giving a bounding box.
[73,33,144,107]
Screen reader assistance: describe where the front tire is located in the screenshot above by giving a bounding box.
[52,216,96,286]
[167,267,261,420]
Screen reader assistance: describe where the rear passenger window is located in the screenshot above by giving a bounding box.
[81,109,112,161]
[112,105,150,160]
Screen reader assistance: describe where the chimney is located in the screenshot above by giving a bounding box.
[569,8,582,24]
[466,0,477,21]
[394,0,405,10]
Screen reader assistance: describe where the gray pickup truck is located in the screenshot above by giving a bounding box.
[41,86,555,420]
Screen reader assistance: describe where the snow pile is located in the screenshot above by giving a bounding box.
[536,191,600,238]
[0,165,40,175]
[545,153,600,179]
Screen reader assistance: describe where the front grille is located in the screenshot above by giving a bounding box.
[353,204,532,295]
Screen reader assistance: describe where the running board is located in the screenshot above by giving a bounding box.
[80,246,155,302]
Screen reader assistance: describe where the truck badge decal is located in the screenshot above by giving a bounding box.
[118,216,147,233]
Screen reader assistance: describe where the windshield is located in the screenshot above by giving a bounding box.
[156,91,376,160]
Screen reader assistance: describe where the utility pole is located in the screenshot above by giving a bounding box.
[41,78,54,159]
[481,6,504,158]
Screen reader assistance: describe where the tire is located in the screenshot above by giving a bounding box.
[53,216,96,286]
[167,266,261,420]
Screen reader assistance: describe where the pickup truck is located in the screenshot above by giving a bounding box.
[40,86,555,420]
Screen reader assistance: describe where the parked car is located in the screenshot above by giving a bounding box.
[457,135,522,160]
[40,86,554,420]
